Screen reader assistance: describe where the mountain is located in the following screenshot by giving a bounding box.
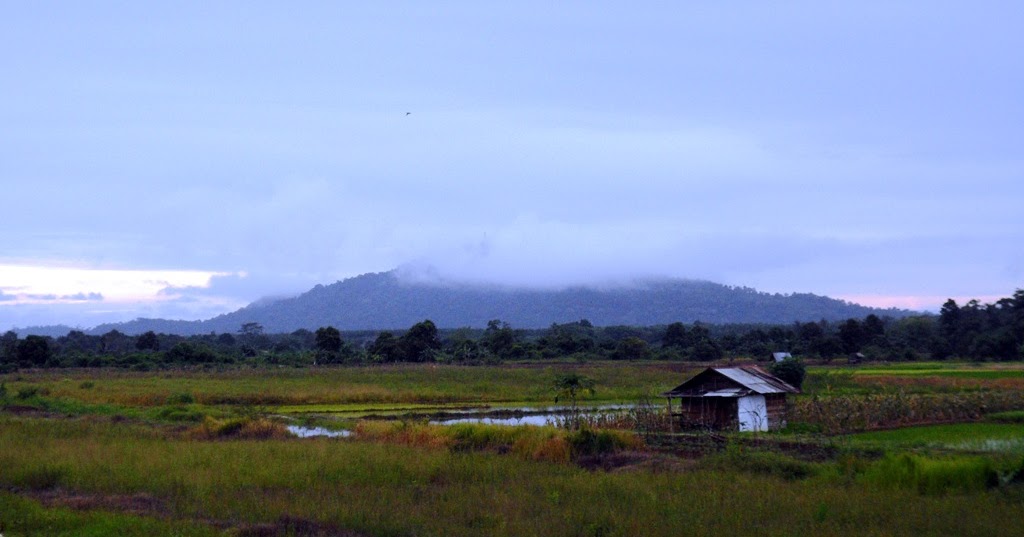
[86,271,916,335]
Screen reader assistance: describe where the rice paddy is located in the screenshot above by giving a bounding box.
[2,361,1024,536]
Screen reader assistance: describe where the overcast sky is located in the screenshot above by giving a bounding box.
[2,1,1022,330]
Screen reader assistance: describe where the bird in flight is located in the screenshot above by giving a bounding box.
[405,112,411,116]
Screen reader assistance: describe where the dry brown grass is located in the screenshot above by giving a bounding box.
[187,416,292,440]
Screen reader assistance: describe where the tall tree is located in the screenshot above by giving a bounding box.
[398,320,441,362]
[136,331,160,352]
[17,336,51,367]
[0,331,18,366]
[662,322,689,348]
[481,319,517,358]
[838,319,865,353]
[369,331,399,362]
[314,326,342,353]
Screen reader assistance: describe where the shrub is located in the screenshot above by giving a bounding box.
[188,416,291,440]
[13,464,68,490]
[987,410,1024,424]
[566,427,642,458]
[704,445,817,481]
[166,392,195,405]
[770,358,806,389]
[16,386,47,400]
[154,405,205,422]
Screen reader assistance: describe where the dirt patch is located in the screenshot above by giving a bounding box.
[30,489,167,516]
[19,488,367,537]
[576,451,694,473]
[1,405,52,417]
[229,515,366,537]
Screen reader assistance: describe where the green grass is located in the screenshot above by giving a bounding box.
[989,411,1024,424]
[0,492,220,537]
[844,423,1024,453]
[848,362,1024,379]
[0,362,692,409]
[1,416,1022,536]
[4,361,1024,536]
[854,453,1003,495]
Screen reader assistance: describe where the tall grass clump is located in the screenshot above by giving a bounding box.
[354,421,642,463]
[354,420,453,450]
[702,444,819,481]
[566,427,644,458]
[9,462,70,490]
[858,454,998,495]
[188,416,291,440]
[988,410,1024,424]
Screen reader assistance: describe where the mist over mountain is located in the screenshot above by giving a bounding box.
[56,270,917,336]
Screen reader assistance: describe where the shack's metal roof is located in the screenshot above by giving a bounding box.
[662,366,799,397]
[772,352,792,362]
[703,388,748,397]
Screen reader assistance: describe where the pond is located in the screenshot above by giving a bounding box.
[287,425,351,438]
[428,404,645,427]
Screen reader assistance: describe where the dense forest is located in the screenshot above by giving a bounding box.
[1,290,1020,372]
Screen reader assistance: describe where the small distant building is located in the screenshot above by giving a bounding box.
[662,366,800,432]
[771,352,793,363]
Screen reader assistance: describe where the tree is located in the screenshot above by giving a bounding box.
[100,330,130,354]
[838,319,864,354]
[313,326,344,364]
[166,342,217,364]
[863,314,886,341]
[0,331,18,367]
[136,331,160,352]
[769,358,806,389]
[614,337,650,361]
[690,338,722,361]
[398,320,441,362]
[369,332,399,362]
[541,321,596,357]
[445,329,481,362]
[314,326,342,353]
[238,322,269,352]
[939,299,961,350]
[552,372,596,429]
[17,335,51,367]
[481,319,517,358]
[662,322,689,349]
[239,322,264,337]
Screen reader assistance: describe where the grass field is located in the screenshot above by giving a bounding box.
[845,422,1024,453]
[2,361,1024,536]
[0,362,694,409]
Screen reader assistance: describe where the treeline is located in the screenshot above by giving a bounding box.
[1,291,1021,371]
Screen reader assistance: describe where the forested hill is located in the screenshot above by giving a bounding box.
[88,271,914,335]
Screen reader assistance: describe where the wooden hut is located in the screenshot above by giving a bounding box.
[662,366,799,432]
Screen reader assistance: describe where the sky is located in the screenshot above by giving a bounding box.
[2,1,1022,330]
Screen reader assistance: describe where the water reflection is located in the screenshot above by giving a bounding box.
[430,404,642,427]
[432,415,555,426]
[287,425,351,438]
